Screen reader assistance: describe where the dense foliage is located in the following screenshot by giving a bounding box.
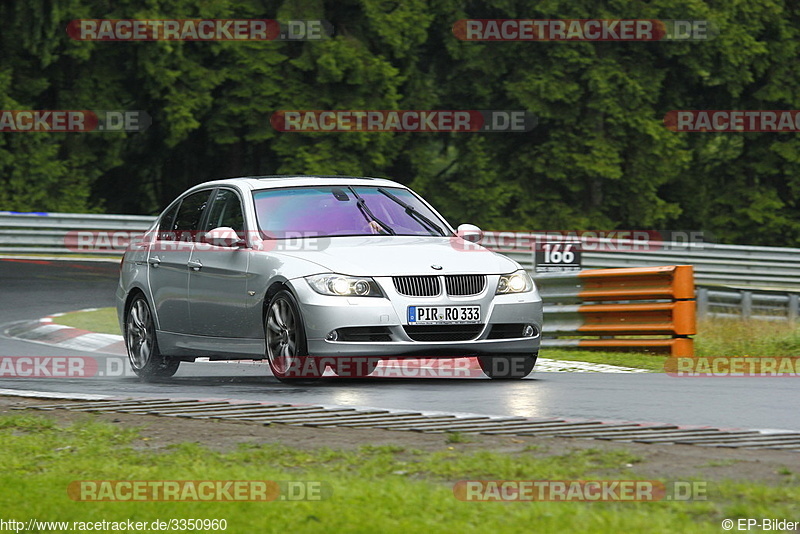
[1,0,799,245]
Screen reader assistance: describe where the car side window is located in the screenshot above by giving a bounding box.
[164,190,212,242]
[157,203,180,241]
[204,189,245,238]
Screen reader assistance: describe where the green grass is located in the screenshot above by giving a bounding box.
[51,308,800,372]
[0,414,798,533]
[54,307,121,335]
[540,318,800,371]
[694,318,800,357]
[445,432,474,444]
[701,459,741,468]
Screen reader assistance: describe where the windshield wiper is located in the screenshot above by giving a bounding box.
[377,188,445,236]
[347,187,396,235]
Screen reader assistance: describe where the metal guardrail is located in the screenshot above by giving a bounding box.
[0,212,154,255]
[696,286,800,322]
[0,212,155,230]
[2,213,800,319]
[484,232,800,291]
[583,247,800,291]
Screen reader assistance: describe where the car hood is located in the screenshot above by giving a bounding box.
[274,236,519,276]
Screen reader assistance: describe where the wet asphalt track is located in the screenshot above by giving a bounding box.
[1,258,798,431]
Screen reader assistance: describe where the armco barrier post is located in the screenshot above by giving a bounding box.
[789,294,799,323]
[696,287,708,320]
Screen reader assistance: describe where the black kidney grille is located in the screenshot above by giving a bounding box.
[393,276,441,297]
[445,275,486,296]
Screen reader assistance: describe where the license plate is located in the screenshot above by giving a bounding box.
[407,305,481,324]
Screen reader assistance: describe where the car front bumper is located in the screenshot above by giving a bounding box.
[290,275,542,357]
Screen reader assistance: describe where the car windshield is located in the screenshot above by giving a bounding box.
[253,185,452,238]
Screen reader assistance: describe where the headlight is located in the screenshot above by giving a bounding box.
[496,270,534,294]
[306,274,383,297]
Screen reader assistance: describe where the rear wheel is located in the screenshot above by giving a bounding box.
[125,295,180,379]
[265,290,323,382]
[477,353,537,379]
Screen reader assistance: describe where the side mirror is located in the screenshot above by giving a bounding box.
[457,223,483,243]
[203,227,246,248]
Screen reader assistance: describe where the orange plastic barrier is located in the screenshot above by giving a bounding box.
[537,265,696,357]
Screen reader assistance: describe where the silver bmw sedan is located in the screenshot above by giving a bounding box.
[116,176,542,382]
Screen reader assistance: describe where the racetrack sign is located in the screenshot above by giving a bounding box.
[535,241,581,273]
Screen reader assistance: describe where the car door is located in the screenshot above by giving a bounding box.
[148,189,212,334]
[187,188,251,338]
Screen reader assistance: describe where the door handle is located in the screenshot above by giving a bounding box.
[187,259,203,271]
[148,256,161,268]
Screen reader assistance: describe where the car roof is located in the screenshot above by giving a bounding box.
[192,175,405,192]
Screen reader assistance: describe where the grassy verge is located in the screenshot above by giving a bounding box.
[0,414,797,533]
[694,318,800,357]
[51,308,800,372]
[54,307,120,335]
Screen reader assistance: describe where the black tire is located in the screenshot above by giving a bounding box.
[477,353,537,379]
[125,294,180,380]
[265,290,323,382]
[332,358,381,378]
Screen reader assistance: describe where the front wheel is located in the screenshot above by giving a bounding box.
[265,290,323,382]
[125,295,180,380]
[477,353,537,379]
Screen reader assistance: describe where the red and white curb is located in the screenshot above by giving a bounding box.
[5,309,127,356]
[3,309,649,373]
[535,359,648,373]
